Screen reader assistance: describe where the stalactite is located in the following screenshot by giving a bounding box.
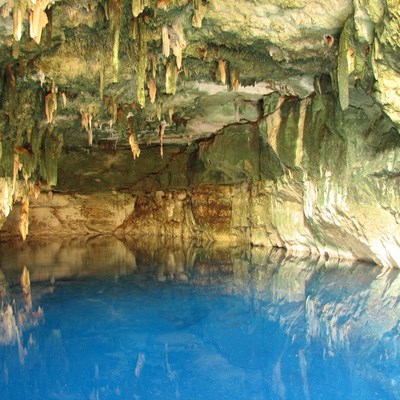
[127,114,140,159]
[162,25,186,70]
[162,25,170,57]
[108,0,122,83]
[158,120,166,159]
[129,133,140,159]
[111,97,118,124]
[192,0,207,28]
[147,78,156,103]
[88,128,93,146]
[99,64,105,99]
[218,60,227,85]
[80,109,89,131]
[168,107,173,125]
[131,17,138,39]
[29,0,50,44]
[230,69,240,91]
[135,18,148,108]
[80,110,93,146]
[12,154,20,195]
[38,70,45,87]
[29,181,41,200]
[41,125,63,186]
[170,25,186,70]
[132,0,149,18]
[337,19,354,111]
[165,59,177,95]
[45,92,57,123]
[61,91,67,107]
[151,53,157,78]
[156,102,162,121]
[13,0,26,41]
[19,196,29,242]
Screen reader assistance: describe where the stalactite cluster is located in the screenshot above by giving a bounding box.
[29,0,52,44]
[162,24,186,70]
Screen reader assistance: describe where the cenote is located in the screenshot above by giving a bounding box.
[1,0,400,399]
[1,238,400,400]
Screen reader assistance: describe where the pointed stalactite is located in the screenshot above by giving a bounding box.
[111,97,118,124]
[218,60,227,85]
[147,78,157,103]
[41,125,63,186]
[337,18,355,111]
[135,18,148,108]
[12,154,19,195]
[108,0,122,83]
[99,64,105,99]
[156,102,162,121]
[168,107,173,125]
[13,0,26,41]
[80,110,93,146]
[129,133,140,159]
[19,196,29,242]
[132,0,148,18]
[170,25,186,70]
[45,92,57,123]
[38,70,45,87]
[29,0,50,44]
[192,0,207,28]
[131,17,138,39]
[165,59,177,95]
[162,25,170,57]
[127,113,140,159]
[158,120,166,159]
[29,181,41,200]
[230,69,240,91]
[151,53,157,78]
[61,91,67,107]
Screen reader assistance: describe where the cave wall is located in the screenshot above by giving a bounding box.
[3,88,400,267]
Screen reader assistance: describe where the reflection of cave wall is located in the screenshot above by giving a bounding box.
[1,236,400,397]
[3,90,400,267]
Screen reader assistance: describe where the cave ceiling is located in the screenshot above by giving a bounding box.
[0,0,354,146]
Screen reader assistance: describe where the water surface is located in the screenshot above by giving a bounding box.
[0,237,399,400]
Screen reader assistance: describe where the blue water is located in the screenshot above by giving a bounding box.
[1,239,400,400]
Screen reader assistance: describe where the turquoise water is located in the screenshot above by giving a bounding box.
[0,238,400,400]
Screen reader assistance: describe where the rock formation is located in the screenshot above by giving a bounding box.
[0,0,399,267]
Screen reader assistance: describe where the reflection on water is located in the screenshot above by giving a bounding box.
[0,236,400,399]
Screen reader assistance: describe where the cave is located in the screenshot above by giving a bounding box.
[1,0,400,399]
